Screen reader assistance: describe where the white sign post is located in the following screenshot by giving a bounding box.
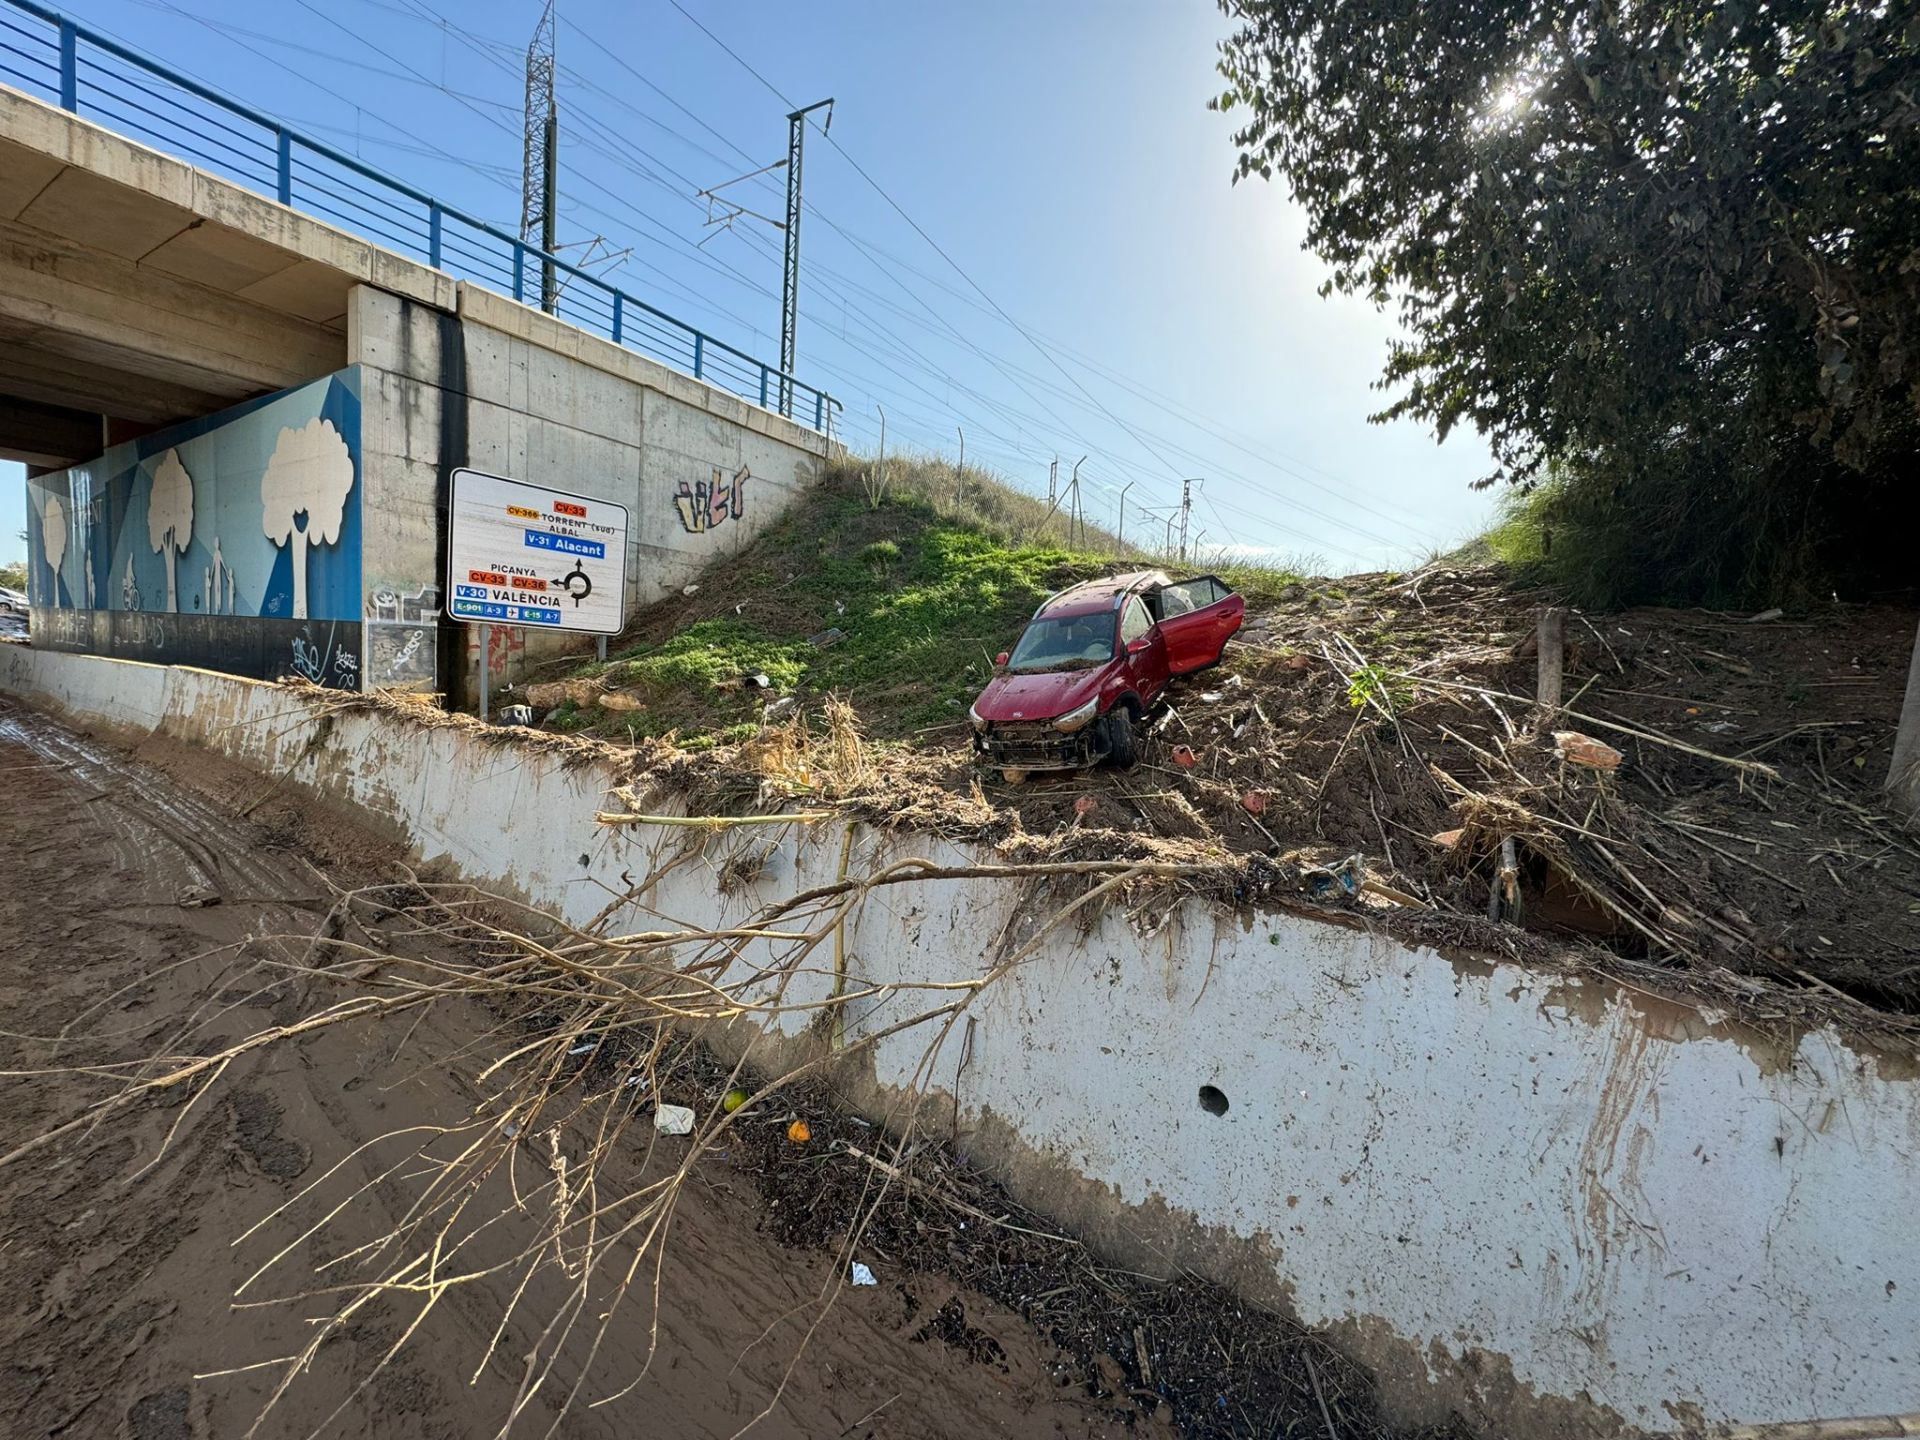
[445,468,629,717]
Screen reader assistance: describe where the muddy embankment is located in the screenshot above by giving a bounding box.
[3,647,1918,1438]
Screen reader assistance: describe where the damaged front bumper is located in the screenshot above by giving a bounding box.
[974,721,1109,773]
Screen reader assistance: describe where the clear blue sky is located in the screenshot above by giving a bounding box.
[1,0,1500,574]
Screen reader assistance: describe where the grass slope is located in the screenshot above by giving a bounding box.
[542,461,1300,746]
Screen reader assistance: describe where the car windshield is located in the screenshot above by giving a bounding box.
[1007,614,1115,673]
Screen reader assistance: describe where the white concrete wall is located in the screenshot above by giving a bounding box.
[7,644,1917,1438]
[347,286,831,697]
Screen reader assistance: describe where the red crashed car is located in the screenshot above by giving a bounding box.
[968,570,1244,777]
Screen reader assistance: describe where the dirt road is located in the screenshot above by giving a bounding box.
[0,699,1151,1440]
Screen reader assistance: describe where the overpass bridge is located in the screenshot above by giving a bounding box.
[0,0,837,699]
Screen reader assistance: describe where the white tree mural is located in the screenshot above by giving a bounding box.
[148,449,195,613]
[39,490,67,602]
[260,417,354,621]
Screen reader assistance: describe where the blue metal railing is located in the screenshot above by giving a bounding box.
[0,0,840,435]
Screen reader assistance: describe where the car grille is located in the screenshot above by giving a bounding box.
[978,721,1105,770]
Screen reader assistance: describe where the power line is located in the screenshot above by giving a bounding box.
[130,0,1425,564]
[652,1,1424,562]
[661,0,1198,485]
[338,0,1414,559]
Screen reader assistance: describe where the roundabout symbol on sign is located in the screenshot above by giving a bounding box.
[555,562,593,607]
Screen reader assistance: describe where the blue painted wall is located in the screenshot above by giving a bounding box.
[27,369,362,620]
[23,369,366,688]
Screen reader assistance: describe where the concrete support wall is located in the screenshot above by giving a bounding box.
[349,285,831,698]
[6,644,1917,1439]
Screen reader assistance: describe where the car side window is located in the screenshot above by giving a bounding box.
[1120,596,1153,645]
[1158,577,1226,614]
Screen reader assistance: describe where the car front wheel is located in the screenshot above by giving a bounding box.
[1104,708,1139,769]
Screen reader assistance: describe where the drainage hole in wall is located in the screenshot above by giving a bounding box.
[1198,1085,1229,1116]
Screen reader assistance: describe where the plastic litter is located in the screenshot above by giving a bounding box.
[849,1262,877,1287]
[1073,795,1098,817]
[807,626,846,648]
[1240,790,1267,816]
[1301,853,1365,900]
[498,704,534,727]
[787,1119,812,1144]
[1430,828,1465,849]
[654,1104,694,1136]
[1171,744,1197,769]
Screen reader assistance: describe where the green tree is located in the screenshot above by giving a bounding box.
[0,559,25,592]
[1214,0,1919,606]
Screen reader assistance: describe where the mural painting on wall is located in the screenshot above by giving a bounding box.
[24,369,365,690]
[674,464,750,535]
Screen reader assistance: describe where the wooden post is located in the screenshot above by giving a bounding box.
[1537,606,1565,717]
[1889,619,1920,823]
[1488,835,1520,923]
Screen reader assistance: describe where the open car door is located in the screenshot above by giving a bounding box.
[1152,575,1245,674]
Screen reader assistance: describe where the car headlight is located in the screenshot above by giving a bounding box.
[1053,698,1100,733]
[968,703,988,733]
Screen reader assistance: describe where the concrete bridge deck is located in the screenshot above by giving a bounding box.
[0,83,453,464]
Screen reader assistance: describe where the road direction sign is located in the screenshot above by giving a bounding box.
[445,469,629,636]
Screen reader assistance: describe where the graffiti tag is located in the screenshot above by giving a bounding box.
[674,464,750,535]
[368,581,440,624]
[388,629,424,675]
[290,635,326,683]
[366,621,436,690]
[289,624,360,690]
[486,623,525,679]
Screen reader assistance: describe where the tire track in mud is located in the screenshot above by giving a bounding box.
[0,698,1154,1440]
[0,707,298,908]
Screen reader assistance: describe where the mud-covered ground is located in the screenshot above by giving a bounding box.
[0,700,1178,1440]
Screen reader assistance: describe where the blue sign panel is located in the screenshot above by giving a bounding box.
[523,530,606,559]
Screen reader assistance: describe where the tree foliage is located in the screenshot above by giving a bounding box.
[1216,0,1920,603]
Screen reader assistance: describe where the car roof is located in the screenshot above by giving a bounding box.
[1036,570,1170,619]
